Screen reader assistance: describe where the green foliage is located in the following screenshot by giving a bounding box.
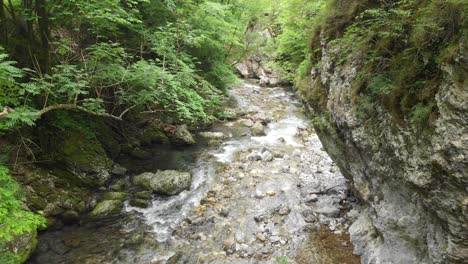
[275,256,289,264]
[275,0,325,81]
[410,103,432,128]
[0,166,46,241]
[298,0,466,129]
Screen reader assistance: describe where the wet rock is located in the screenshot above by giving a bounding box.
[133,170,192,196]
[129,199,149,208]
[248,152,262,161]
[111,164,127,176]
[261,151,274,161]
[110,178,128,192]
[219,208,230,217]
[251,122,266,136]
[270,236,281,244]
[315,206,341,218]
[167,252,183,264]
[223,238,236,248]
[292,149,301,157]
[256,233,267,242]
[277,205,291,216]
[305,194,319,203]
[208,140,222,147]
[238,119,254,127]
[302,209,318,223]
[199,132,227,140]
[168,125,195,145]
[140,123,170,145]
[135,191,152,200]
[255,190,266,199]
[254,214,267,223]
[102,192,127,201]
[89,200,122,218]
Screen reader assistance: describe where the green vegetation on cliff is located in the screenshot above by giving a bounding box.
[277,0,466,129]
[0,166,45,263]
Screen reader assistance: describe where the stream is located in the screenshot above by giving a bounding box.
[29,81,359,264]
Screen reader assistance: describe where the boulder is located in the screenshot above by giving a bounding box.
[168,125,195,145]
[89,200,122,218]
[47,130,112,187]
[101,192,127,201]
[198,132,227,140]
[133,170,192,196]
[129,199,150,208]
[251,122,266,136]
[141,122,170,145]
[111,164,127,176]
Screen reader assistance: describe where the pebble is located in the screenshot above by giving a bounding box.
[255,190,266,199]
[256,233,267,242]
[278,206,291,216]
[305,194,319,203]
[223,239,236,248]
[248,153,262,161]
[266,191,276,196]
[219,208,229,217]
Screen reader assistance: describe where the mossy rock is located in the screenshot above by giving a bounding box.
[0,231,38,264]
[89,200,123,218]
[129,199,149,208]
[133,170,192,196]
[140,122,170,145]
[101,192,127,202]
[49,130,112,187]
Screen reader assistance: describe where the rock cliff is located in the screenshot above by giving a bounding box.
[301,38,467,263]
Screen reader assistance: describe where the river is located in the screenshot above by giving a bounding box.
[29,81,359,263]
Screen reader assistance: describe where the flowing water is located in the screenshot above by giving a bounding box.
[29,81,358,264]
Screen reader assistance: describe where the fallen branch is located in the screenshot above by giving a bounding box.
[0,104,134,121]
[36,104,132,121]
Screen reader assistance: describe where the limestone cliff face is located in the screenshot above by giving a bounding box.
[302,40,467,263]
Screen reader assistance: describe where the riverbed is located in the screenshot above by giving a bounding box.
[29,81,359,264]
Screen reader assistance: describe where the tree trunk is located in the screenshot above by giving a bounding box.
[35,0,49,73]
[0,0,6,44]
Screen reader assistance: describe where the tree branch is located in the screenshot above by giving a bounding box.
[0,107,15,118]
[36,104,133,121]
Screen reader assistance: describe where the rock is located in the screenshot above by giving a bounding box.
[89,200,122,218]
[4,232,38,263]
[223,238,236,248]
[255,190,266,199]
[140,123,170,145]
[270,236,281,244]
[129,199,149,208]
[292,149,301,157]
[256,233,267,242]
[110,178,128,192]
[111,164,127,176]
[135,191,152,200]
[168,125,195,145]
[302,209,318,223]
[305,194,319,203]
[219,208,230,217]
[199,132,227,140]
[266,191,276,196]
[167,252,183,264]
[208,140,222,147]
[133,170,192,196]
[130,148,151,160]
[254,214,267,223]
[101,192,127,201]
[277,206,291,216]
[48,130,112,187]
[315,206,341,218]
[261,151,274,161]
[238,119,254,127]
[251,122,266,136]
[248,152,262,161]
